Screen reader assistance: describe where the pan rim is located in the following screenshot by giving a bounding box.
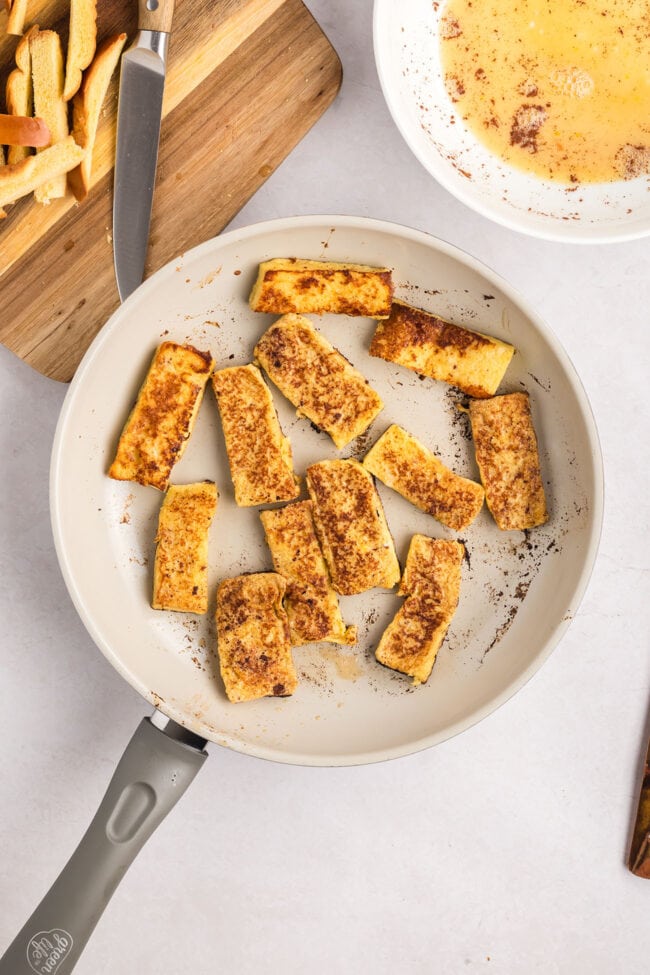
[49,213,604,767]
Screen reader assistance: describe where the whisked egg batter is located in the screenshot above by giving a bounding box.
[439,0,650,184]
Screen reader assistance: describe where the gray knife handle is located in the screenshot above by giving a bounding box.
[0,717,207,975]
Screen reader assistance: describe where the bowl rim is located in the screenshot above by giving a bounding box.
[372,0,650,244]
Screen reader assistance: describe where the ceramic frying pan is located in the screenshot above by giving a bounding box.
[0,216,603,973]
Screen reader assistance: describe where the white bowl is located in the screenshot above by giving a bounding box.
[373,0,650,243]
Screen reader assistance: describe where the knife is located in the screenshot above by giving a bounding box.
[629,733,650,878]
[113,0,175,302]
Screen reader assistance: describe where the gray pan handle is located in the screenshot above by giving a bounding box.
[0,714,207,975]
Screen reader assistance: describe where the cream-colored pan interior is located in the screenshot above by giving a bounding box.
[50,216,603,765]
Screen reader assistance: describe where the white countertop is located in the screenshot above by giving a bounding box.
[1,1,649,972]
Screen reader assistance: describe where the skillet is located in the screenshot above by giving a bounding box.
[0,216,603,973]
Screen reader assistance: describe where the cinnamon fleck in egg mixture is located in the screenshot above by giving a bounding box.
[439,0,650,184]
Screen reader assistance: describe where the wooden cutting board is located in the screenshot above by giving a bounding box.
[0,0,341,381]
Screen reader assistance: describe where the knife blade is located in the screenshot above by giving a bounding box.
[113,0,175,302]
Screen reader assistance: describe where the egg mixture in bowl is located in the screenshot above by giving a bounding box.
[374,0,650,241]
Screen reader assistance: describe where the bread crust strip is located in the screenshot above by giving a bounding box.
[5,0,28,36]
[306,459,400,596]
[469,392,548,531]
[363,424,484,531]
[261,501,357,646]
[375,536,464,685]
[68,32,126,201]
[216,573,297,703]
[370,299,515,398]
[108,342,214,492]
[249,258,393,317]
[30,28,69,202]
[63,0,98,101]
[5,28,37,166]
[0,136,84,214]
[255,314,383,449]
[211,363,299,507]
[152,482,218,615]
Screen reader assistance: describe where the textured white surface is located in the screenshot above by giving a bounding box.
[0,1,649,972]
